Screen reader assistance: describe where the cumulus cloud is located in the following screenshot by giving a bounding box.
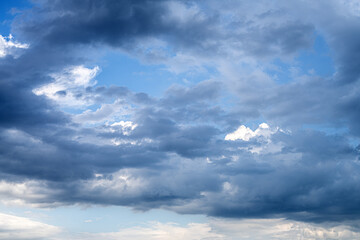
[110,121,138,136]
[224,123,285,154]
[225,123,273,141]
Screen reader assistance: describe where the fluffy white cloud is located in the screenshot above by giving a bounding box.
[110,121,138,136]
[0,34,29,58]
[0,212,61,240]
[33,65,100,107]
[225,123,285,154]
[225,123,273,141]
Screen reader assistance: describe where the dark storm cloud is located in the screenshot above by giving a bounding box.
[0,46,72,130]
[14,0,217,55]
[1,0,360,225]
[0,87,66,127]
[16,0,167,45]
[13,0,316,61]
[0,125,170,181]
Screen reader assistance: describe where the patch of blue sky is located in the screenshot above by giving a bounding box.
[96,50,217,97]
[60,106,94,115]
[295,33,335,77]
[0,0,31,36]
[61,102,105,114]
[267,33,335,84]
[266,58,291,84]
[0,203,207,233]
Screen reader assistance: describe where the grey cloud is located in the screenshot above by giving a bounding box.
[3,127,359,222]
[15,0,215,54]
[1,0,360,227]
[239,22,314,58]
[162,80,221,107]
[13,0,315,62]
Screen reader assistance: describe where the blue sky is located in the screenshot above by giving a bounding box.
[1,0,360,239]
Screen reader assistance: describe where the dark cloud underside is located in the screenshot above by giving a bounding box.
[0,0,359,224]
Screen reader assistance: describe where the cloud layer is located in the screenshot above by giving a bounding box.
[1,0,360,231]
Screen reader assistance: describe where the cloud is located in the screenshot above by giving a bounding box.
[14,217,358,240]
[0,212,359,240]
[208,218,360,240]
[0,0,360,228]
[74,222,223,240]
[0,34,28,58]
[33,65,100,107]
[0,212,61,240]
[225,123,273,141]
[73,99,131,124]
[225,123,284,154]
[1,78,359,222]
[0,180,59,207]
[110,121,138,136]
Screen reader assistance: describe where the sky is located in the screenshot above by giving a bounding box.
[1,0,360,239]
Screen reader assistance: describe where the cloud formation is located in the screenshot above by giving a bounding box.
[0,212,60,240]
[0,34,28,58]
[1,214,359,240]
[0,0,360,232]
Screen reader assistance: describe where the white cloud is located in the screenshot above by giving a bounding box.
[45,217,360,240]
[225,123,286,154]
[110,121,138,136]
[0,180,61,208]
[209,218,360,240]
[0,208,358,240]
[108,120,149,146]
[74,103,117,123]
[0,212,61,240]
[33,65,100,107]
[0,34,29,58]
[225,123,272,141]
[72,222,224,240]
[111,137,154,146]
[72,99,133,125]
[82,169,146,198]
